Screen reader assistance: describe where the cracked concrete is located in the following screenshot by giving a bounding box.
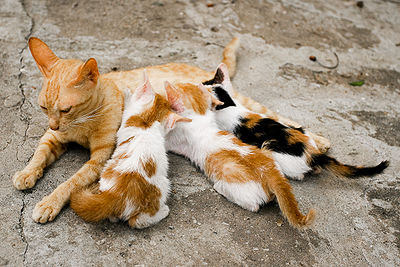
[1,0,400,266]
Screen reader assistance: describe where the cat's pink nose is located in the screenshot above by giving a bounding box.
[50,125,59,131]
[49,118,60,131]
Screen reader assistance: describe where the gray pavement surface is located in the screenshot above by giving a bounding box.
[1,0,399,266]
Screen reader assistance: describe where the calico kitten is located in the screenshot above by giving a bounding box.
[205,63,389,180]
[70,73,191,228]
[164,82,315,228]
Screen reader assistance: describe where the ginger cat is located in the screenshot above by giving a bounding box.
[12,36,329,223]
[206,64,389,180]
[70,72,191,228]
[164,82,315,228]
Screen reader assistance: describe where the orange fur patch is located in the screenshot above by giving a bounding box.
[244,113,262,128]
[142,158,157,177]
[120,136,135,146]
[287,128,309,145]
[174,83,209,115]
[125,94,171,128]
[91,143,115,155]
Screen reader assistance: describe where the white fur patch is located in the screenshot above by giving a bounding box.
[120,200,136,221]
[213,180,270,212]
[215,106,245,132]
[305,131,318,149]
[272,152,311,180]
[166,110,250,169]
[99,177,116,192]
[134,205,170,229]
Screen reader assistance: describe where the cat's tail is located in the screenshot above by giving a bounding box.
[221,37,240,78]
[70,188,119,222]
[311,154,389,177]
[269,174,316,229]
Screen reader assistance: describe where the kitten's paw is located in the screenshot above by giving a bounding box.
[314,136,331,153]
[32,195,62,223]
[288,174,305,181]
[13,169,43,190]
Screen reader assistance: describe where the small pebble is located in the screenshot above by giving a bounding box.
[211,26,219,32]
[276,219,284,227]
[207,3,215,7]
[309,55,317,61]
[356,1,364,8]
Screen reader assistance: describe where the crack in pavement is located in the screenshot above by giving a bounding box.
[16,0,35,265]
[17,193,28,265]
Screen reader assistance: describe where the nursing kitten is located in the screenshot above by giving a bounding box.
[164,82,315,228]
[70,73,191,228]
[206,63,389,180]
[13,37,329,223]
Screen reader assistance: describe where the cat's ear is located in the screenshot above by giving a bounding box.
[134,70,154,100]
[75,58,99,86]
[216,63,234,92]
[164,81,185,113]
[166,112,192,130]
[28,37,59,78]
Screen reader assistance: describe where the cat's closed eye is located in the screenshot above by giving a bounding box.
[60,107,72,113]
[40,106,47,112]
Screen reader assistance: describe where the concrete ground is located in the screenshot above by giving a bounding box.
[1,0,399,266]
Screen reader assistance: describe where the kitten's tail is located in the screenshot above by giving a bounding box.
[269,174,316,229]
[311,154,389,177]
[70,189,119,222]
[221,37,240,78]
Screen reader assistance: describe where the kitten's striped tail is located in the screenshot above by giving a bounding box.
[311,154,389,177]
[269,174,316,228]
[221,37,240,78]
[70,189,119,222]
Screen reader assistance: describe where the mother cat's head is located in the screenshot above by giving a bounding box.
[29,37,100,132]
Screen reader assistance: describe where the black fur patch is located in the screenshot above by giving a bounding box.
[203,68,224,85]
[212,86,236,110]
[311,154,389,177]
[234,117,305,156]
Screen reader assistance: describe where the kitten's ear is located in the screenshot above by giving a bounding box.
[166,112,192,129]
[217,63,234,92]
[134,70,154,100]
[75,58,99,85]
[164,81,185,113]
[216,63,230,82]
[28,37,59,78]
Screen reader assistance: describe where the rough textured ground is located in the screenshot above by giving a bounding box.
[1,0,399,266]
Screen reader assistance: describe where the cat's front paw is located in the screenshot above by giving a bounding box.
[32,195,62,223]
[13,169,43,190]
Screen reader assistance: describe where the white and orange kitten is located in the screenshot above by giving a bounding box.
[163,82,315,229]
[70,73,191,228]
